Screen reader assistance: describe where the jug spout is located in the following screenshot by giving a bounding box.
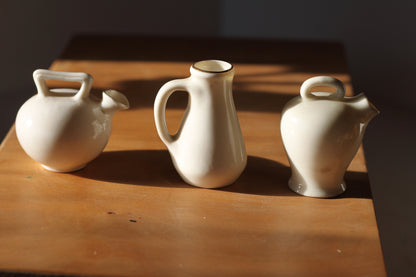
[101,89,129,115]
[351,93,380,124]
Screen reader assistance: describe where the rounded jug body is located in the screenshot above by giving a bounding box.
[281,76,379,197]
[16,69,128,172]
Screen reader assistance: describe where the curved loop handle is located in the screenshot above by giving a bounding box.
[33,69,93,99]
[154,78,189,146]
[300,76,345,99]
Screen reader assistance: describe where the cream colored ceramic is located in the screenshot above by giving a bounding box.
[154,60,247,188]
[16,69,129,172]
[281,76,379,198]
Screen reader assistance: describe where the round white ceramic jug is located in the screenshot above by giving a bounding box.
[280,76,379,198]
[154,60,247,188]
[16,69,129,172]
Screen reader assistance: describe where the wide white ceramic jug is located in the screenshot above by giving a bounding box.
[280,76,379,198]
[16,69,129,172]
[154,60,247,188]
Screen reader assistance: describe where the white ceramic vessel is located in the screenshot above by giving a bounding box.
[154,60,247,188]
[280,76,379,198]
[16,69,129,172]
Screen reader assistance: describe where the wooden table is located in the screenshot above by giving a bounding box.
[0,36,386,276]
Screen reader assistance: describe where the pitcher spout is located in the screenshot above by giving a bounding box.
[351,93,380,124]
[101,89,129,115]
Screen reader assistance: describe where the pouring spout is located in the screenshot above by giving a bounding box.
[352,93,380,124]
[101,89,129,115]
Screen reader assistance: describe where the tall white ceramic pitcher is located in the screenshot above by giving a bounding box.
[154,60,247,188]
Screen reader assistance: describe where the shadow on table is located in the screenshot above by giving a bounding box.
[340,171,373,199]
[87,77,302,113]
[74,149,186,188]
[224,157,372,199]
[97,78,298,113]
[74,150,371,198]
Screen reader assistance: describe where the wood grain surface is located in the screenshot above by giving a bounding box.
[0,36,385,276]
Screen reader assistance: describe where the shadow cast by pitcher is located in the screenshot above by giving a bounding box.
[73,150,186,188]
[74,150,372,199]
[75,151,294,196]
[222,156,295,196]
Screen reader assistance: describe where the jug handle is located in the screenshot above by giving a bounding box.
[154,78,190,146]
[300,76,345,99]
[33,69,93,100]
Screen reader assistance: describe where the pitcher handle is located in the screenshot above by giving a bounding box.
[154,78,190,146]
[300,76,345,99]
[33,69,93,100]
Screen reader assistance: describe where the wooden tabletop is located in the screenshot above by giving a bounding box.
[0,36,385,276]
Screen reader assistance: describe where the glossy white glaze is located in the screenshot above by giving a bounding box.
[281,76,379,197]
[16,69,129,172]
[154,60,247,188]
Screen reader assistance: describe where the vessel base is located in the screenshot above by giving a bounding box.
[41,164,87,173]
[288,177,347,198]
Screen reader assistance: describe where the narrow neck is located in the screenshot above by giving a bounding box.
[190,60,234,79]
